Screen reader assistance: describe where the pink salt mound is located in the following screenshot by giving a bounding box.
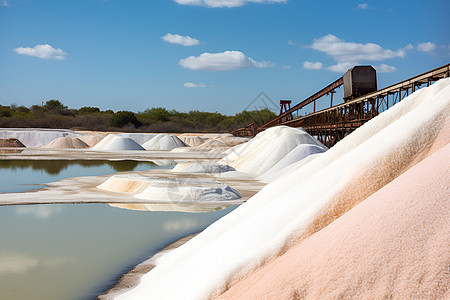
[0,138,26,147]
[219,143,450,299]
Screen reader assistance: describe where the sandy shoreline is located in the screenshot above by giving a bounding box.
[97,232,199,300]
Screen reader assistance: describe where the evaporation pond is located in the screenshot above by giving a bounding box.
[0,160,238,299]
[0,159,170,193]
[0,204,236,300]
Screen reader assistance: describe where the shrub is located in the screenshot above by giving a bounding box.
[110,111,142,128]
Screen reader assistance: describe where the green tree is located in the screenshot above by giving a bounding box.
[43,100,67,111]
[110,111,142,128]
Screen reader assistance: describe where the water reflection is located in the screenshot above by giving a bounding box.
[0,160,158,175]
[0,204,237,300]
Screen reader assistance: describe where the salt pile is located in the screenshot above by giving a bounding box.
[178,136,205,147]
[142,134,187,150]
[0,128,80,147]
[215,136,250,147]
[92,134,145,151]
[78,135,104,147]
[116,78,450,300]
[0,138,26,147]
[41,137,89,149]
[259,144,326,182]
[98,174,242,203]
[136,185,241,203]
[220,144,450,299]
[219,126,326,176]
[197,139,230,151]
[116,133,156,145]
[172,163,236,173]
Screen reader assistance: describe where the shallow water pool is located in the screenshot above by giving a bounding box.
[0,159,170,193]
[0,160,237,299]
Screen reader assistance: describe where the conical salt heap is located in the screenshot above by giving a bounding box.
[117,78,450,300]
[219,143,450,299]
[41,136,89,149]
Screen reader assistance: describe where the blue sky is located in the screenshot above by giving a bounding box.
[0,0,449,115]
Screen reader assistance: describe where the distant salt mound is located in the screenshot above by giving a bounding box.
[219,126,326,176]
[179,136,205,147]
[117,79,450,300]
[197,139,230,151]
[260,144,326,181]
[92,134,145,151]
[41,137,89,149]
[172,163,236,173]
[220,144,450,299]
[215,136,250,147]
[0,138,25,147]
[78,135,104,147]
[0,128,79,147]
[142,134,187,150]
[116,133,156,145]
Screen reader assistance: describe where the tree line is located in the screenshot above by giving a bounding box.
[0,100,276,133]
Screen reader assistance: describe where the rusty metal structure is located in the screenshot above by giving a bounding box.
[232,63,449,147]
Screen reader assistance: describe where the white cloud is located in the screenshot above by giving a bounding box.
[303,61,323,70]
[174,0,286,8]
[281,65,291,69]
[311,34,405,63]
[183,82,206,88]
[417,42,436,52]
[356,3,368,9]
[179,51,272,71]
[16,205,63,219]
[162,33,199,46]
[13,44,68,60]
[308,34,404,73]
[327,62,354,73]
[376,64,396,73]
[0,1,9,7]
[405,43,414,50]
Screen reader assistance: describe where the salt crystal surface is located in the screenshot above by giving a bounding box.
[0,128,80,147]
[142,134,187,150]
[172,163,236,173]
[219,143,450,299]
[219,126,326,175]
[178,136,205,147]
[92,134,145,151]
[117,79,450,300]
[259,143,326,181]
[40,137,89,149]
[116,133,156,145]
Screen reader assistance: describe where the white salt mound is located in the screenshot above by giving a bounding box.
[98,174,241,203]
[260,153,323,183]
[0,128,80,147]
[219,126,326,176]
[215,136,250,147]
[178,136,205,147]
[260,144,326,181]
[197,139,230,152]
[41,137,89,149]
[142,134,187,150]
[78,135,104,147]
[136,185,241,203]
[172,163,236,173]
[117,79,450,300]
[92,134,145,151]
[116,133,156,145]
